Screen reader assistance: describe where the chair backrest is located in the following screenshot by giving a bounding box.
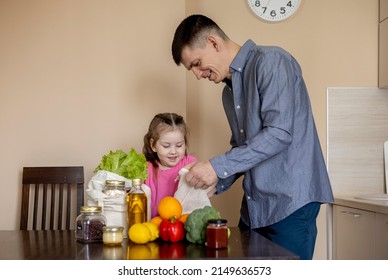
[20,166,84,230]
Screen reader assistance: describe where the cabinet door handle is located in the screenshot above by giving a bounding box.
[340,210,361,218]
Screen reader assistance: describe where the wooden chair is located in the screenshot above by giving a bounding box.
[20,166,84,230]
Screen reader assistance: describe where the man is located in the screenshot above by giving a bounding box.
[171,14,334,260]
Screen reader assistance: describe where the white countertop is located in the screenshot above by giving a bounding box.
[333,195,388,215]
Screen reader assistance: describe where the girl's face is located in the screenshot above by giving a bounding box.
[151,128,186,169]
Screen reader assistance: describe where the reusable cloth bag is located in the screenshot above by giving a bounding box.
[86,170,151,238]
[174,168,213,214]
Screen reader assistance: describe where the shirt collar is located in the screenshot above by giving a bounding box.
[229,39,256,73]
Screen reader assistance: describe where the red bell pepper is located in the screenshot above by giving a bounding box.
[159,217,185,243]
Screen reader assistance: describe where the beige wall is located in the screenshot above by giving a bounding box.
[0,0,379,260]
[0,0,186,227]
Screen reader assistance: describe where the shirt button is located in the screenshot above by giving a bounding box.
[240,129,244,133]
[223,171,228,176]
[238,67,242,71]
[236,105,240,109]
[247,196,251,200]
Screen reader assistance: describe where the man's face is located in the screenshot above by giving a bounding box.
[180,39,227,84]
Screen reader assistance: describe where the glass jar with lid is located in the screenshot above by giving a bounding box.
[206,219,228,249]
[102,226,124,246]
[103,180,126,197]
[76,206,107,243]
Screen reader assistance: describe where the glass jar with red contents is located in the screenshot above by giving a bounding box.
[206,219,228,249]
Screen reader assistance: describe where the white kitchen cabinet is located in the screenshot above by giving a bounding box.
[375,213,388,259]
[333,204,388,260]
[333,205,375,260]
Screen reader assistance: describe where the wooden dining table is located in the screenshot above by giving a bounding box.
[0,227,298,260]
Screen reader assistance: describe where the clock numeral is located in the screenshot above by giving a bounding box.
[248,0,300,22]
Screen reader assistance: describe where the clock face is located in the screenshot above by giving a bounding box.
[247,0,302,22]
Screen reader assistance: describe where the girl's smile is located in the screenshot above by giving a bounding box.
[151,129,186,169]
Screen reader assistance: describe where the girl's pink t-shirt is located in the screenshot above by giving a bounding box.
[145,155,197,218]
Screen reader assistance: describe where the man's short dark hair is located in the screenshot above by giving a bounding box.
[171,14,227,65]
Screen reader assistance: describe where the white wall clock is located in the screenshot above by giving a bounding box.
[247,0,302,23]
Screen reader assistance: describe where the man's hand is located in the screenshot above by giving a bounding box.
[206,183,217,198]
[185,160,218,189]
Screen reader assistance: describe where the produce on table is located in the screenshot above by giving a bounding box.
[156,196,187,243]
[159,217,185,243]
[184,206,221,244]
[128,223,151,244]
[94,148,148,180]
[157,196,183,220]
[150,216,163,227]
[143,222,159,241]
[128,222,159,244]
[178,213,189,224]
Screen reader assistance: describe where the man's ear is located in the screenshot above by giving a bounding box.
[207,35,220,51]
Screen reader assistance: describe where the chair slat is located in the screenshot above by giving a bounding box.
[33,184,39,230]
[50,184,56,230]
[20,184,30,230]
[20,166,84,231]
[66,184,72,229]
[41,183,48,230]
[58,184,64,230]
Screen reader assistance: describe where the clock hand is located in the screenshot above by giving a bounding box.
[264,0,272,13]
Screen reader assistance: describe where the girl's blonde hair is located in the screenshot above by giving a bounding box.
[143,113,189,168]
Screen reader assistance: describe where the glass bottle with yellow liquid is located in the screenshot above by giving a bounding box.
[127,178,147,228]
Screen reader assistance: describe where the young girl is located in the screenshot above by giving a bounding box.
[143,113,197,218]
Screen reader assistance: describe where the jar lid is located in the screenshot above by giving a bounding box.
[102,226,124,232]
[105,180,125,186]
[132,178,143,186]
[207,218,228,224]
[80,206,102,213]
